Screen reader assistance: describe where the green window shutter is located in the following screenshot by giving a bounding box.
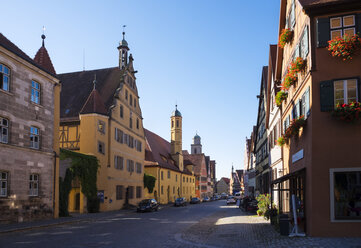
[356,14,361,34]
[320,81,334,112]
[317,18,330,48]
[305,86,310,116]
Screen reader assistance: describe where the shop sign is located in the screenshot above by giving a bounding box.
[292,149,303,163]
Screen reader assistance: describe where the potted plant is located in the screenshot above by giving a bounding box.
[328,34,361,61]
[277,136,286,146]
[279,28,294,48]
[277,115,306,146]
[276,91,288,106]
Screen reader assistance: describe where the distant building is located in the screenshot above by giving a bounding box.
[230,166,241,195]
[216,177,230,195]
[0,33,60,222]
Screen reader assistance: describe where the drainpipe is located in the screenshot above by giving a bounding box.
[53,151,58,218]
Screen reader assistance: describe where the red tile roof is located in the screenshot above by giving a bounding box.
[0,33,56,77]
[220,177,230,185]
[34,46,56,75]
[80,88,108,115]
[145,128,192,174]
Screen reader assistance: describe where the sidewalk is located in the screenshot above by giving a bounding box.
[0,203,172,234]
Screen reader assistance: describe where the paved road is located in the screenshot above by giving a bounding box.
[0,200,224,248]
[1,200,361,248]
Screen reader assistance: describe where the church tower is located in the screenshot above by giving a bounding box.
[171,105,183,171]
[191,133,202,154]
[118,31,129,69]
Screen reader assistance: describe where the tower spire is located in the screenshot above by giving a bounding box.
[41,26,46,47]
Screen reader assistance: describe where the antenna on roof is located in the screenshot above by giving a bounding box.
[83,49,85,71]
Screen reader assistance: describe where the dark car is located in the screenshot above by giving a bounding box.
[137,199,159,212]
[174,197,187,207]
[190,197,201,204]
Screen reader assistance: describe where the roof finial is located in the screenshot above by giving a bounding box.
[122,25,126,40]
[93,74,97,90]
[41,26,46,47]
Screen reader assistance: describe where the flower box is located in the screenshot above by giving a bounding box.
[332,102,361,122]
[277,115,306,146]
[279,28,294,48]
[328,34,361,61]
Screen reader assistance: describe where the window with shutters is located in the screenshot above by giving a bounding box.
[130,94,133,106]
[115,128,123,143]
[0,117,9,144]
[334,79,357,106]
[0,64,10,92]
[116,185,123,200]
[161,185,164,194]
[123,133,129,145]
[136,118,139,129]
[127,160,134,172]
[136,162,142,174]
[330,15,355,40]
[136,186,142,198]
[285,0,295,29]
[0,172,8,197]
[29,174,39,196]
[161,171,164,180]
[125,90,128,100]
[134,99,137,108]
[114,155,124,170]
[167,171,170,179]
[129,117,133,129]
[120,105,124,118]
[128,186,134,199]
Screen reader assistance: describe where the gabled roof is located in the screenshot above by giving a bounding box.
[34,46,56,75]
[80,88,107,115]
[0,33,57,78]
[220,177,230,185]
[144,128,193,175]
[299,0,358,8]
[183,153,205,176]
[58,67,125,119]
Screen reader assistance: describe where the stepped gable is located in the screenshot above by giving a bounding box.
[144,128,181,172]
[0,33,56,77]
[58,67,124,119]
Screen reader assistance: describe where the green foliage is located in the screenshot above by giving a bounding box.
[59,168,73,217]
[264,207,278,220]
[59,149,99,213]
[144,173,156,193]
[256,194,271,218]
[276,91,288,106]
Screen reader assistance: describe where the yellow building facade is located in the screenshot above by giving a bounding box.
[144,107,195,204]
[59,33,145,213]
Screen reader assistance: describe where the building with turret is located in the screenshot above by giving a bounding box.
[0,33,60,222]
[144,106,195,204]
[58,32,145,213]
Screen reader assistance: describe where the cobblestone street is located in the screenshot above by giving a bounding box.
[182,205,361,248]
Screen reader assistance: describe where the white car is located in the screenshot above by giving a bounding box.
[226,196,236,205]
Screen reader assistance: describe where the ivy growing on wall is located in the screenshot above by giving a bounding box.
[59,149,100,215]
[143,173,156,193]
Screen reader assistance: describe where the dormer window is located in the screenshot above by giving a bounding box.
[0,64,10,92]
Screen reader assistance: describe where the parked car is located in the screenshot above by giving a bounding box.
[190,197,201,204]
[202,196,210,202]
[137,199,159,212]
[174,197,187,207]
[221,193,228,199]
[226,196,236,205]
[211,196,217,201]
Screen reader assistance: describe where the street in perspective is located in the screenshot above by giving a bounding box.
[1,0,361,247]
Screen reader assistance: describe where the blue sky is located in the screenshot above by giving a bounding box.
[3,0,280,179]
